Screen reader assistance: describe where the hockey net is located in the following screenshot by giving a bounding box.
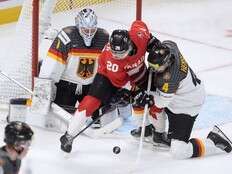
[0,0,141,111]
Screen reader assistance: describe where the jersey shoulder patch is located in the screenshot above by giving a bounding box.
[57,26,76,45]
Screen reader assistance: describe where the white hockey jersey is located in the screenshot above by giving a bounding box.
[39,26,109,85]
[152,41,206,116]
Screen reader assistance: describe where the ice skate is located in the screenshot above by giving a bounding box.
[207,125,232,153]
[130,124,154,138]
[152,130,171,150]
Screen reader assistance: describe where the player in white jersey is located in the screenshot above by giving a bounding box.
[131,39,232,159]
[39,8,108,114]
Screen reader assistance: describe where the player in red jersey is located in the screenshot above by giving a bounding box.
[60,20,153,152]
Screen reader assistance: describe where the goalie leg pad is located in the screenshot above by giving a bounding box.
[45,111,68,133]
[118,105,131,120]
[100,109,118,127]
[88,117,123,137]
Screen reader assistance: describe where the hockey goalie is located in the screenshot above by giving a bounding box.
[8,8,131,135]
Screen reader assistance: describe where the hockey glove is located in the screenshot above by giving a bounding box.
[110,88,131,107]
[132,90,154,108]
[149,105,163,120]
[146,35,162,53]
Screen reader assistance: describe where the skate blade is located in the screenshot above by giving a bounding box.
[152,142,170,151]
[213,125,232,145]
[131,136,170,151]
[131,136,152,143]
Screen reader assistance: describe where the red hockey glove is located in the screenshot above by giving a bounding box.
[149,105,163,119]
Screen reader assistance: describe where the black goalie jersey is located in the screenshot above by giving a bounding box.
[39,26,109,85]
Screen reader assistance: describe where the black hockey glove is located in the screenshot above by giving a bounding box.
[110,88,131,107]
[132,90,154,108]
[146,35,162,53]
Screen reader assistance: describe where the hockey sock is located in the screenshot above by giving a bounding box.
[189,138,205,158]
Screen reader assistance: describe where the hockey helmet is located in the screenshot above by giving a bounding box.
[4,121,33,148]
[76,8,97,47]
[147,45,173,73]
[110,29,132,59]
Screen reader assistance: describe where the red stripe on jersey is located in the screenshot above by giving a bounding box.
[70,48,103,53]
[48,48,67,61]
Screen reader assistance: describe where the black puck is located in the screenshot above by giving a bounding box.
[113,146,121,154]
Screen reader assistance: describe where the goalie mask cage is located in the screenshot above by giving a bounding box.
[0,0,142,108]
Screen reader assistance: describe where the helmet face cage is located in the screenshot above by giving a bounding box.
[76,8,97,47]
[4,121,33,148]
[110,29,132,59]
[148,48,172,73]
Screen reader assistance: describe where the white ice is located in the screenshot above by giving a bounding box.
[0,0,232,174]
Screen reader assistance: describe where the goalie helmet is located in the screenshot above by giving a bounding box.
[4,121,33,147]
[110,29,132,59]
[76,8,97,47]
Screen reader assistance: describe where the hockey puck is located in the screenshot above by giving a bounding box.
[113,146,121,154]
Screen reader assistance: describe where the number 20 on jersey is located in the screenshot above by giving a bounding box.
[106,61,119,72]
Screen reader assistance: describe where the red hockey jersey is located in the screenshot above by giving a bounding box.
[98,20,151,88]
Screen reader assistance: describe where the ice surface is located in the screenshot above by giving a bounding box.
[0,0,232,174]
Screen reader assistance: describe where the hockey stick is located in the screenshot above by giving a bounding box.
[134,69,153,167]
[0,70,73,122]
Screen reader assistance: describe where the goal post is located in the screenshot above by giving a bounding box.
[32,0,39,80]
[0,0,142,108]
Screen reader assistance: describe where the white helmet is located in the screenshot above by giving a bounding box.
[75,8,97,47]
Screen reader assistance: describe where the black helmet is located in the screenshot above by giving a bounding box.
[110,29,132,59]
[4,121,34,146]
[147,45,172,73]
